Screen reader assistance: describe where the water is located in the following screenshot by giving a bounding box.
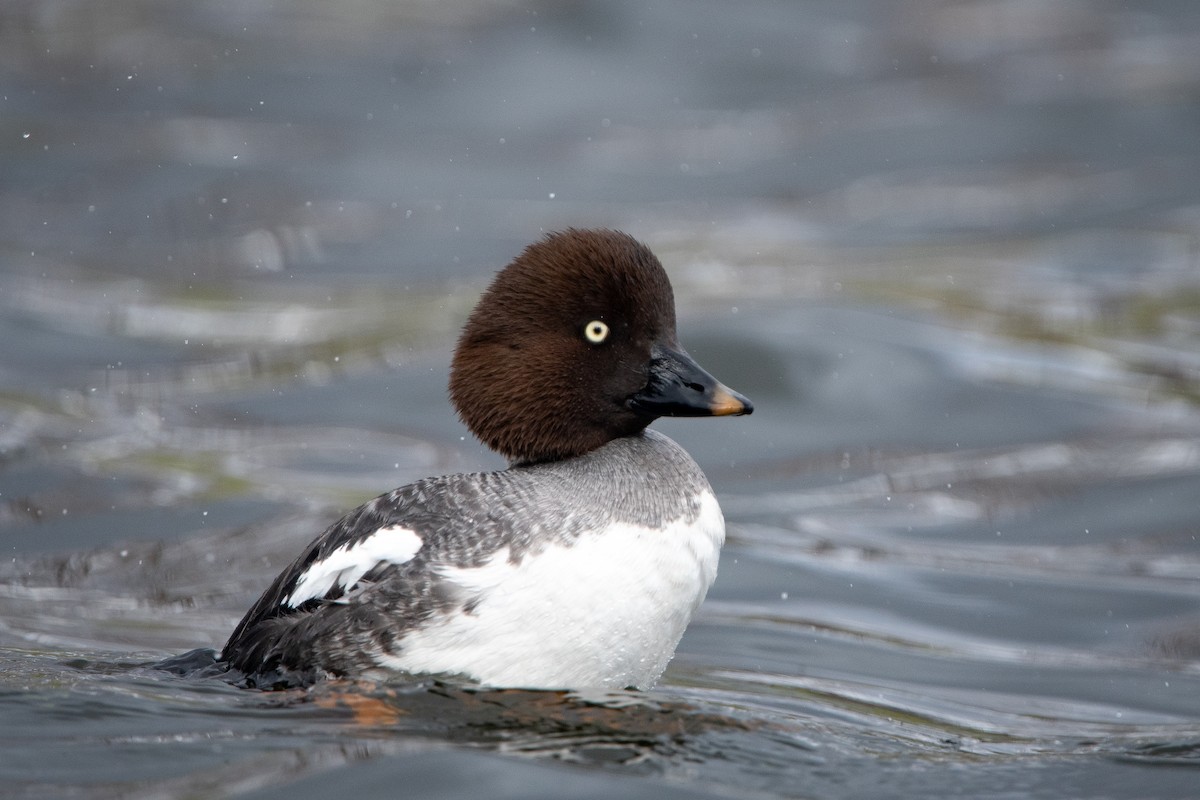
[2,1,1200,797]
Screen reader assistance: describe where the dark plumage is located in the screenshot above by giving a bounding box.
[450,229,678,464]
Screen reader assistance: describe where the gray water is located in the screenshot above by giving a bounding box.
[3,1,1200,797]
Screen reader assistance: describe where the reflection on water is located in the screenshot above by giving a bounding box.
[2,0,1200,797]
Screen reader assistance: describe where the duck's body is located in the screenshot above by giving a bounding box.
[224,431,721,689]
[221,229,751,690]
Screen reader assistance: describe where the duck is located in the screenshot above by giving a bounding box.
[220,228,752,690]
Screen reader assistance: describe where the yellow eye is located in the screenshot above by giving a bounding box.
[583,320,609,344]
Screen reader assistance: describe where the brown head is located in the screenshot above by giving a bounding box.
[449,229,752,464]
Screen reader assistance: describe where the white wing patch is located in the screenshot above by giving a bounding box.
[283,524,422,608]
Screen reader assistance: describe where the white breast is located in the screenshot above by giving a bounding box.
[375,490,725,689]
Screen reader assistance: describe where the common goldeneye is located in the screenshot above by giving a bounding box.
[220,228,752,690]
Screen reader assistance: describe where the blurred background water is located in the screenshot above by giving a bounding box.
[2,1,1200,798]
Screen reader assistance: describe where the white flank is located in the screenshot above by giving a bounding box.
[283,524,422,608]
[377,490,726,690]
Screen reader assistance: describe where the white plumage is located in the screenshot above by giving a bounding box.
[284,524,422,608]
[375,491,725,689]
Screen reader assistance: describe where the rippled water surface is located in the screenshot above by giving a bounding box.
[3,2,1200,797]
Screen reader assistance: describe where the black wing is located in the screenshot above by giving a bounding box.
[221,491,400,658]
[219,470,521,683]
